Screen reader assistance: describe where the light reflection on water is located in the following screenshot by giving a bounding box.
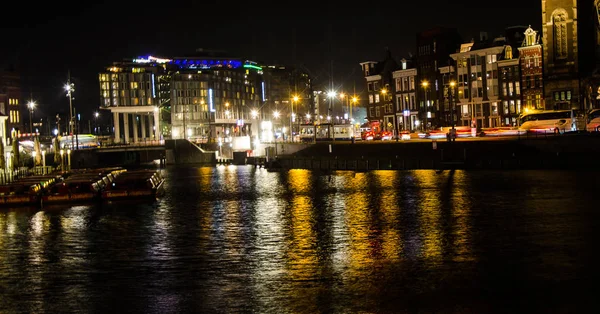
[1,167,599,313]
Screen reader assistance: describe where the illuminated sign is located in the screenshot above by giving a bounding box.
[243,64,263,71]
[133,56,172,64]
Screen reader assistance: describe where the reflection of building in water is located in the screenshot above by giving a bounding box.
[413,170,443,261]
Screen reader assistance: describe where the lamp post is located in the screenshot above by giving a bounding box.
[292,95,299,142]
[350,96,358,122]
[59,149,64,171]
[65,79,75,149]
[350,96,358,138]
[448,81,456,141]
[67,149,71,171]
[327,91,336,141]
[27,101,36,135]
[41,150,46,174]
[421,81,429,132]
[94,111,99,135]
[450,81,456,129]
[273,110,280,142]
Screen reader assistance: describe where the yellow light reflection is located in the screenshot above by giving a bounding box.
[287,169,311,193]
[28,211,50,268]
[344,181,372,270]
[449,170,473,261]
[197,166,214,193]
[372,170,402,261]
[413,170,443,262]
[285,170,317,281]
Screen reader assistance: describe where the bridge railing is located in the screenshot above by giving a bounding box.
[99,140,165,149]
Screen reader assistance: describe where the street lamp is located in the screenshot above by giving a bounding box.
[421,81,429,132]
[67,149,71,171]
[94,111,99,135]
[59,149,64,171]
[41,150,46,174]
[27,101,36,135]
[65,81,75,148]
[351,96,358,121]
[449,81,456,129]
[449,81,458,141]
[291,95,299,141]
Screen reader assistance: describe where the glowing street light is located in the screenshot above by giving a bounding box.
[273,111,280,119]
[422,80,429,131]
[27,100,36,135]
[65,78,76,149]
[251,109,258,119]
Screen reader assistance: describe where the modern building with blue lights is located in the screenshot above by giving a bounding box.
[99,48,313,144]
[99,49,266,142]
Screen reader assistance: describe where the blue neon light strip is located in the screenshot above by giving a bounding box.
[261,81,265,102]
[209,88,215,112]
[172,59,243,69]
[151,73,156,98]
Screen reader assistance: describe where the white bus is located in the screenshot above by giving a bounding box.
[298,123,355,142]
[59,134,100,149]
[586,109,600,132]
[518,110,584,134]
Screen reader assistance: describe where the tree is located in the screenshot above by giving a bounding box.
[11,137,19,170]
[34,136,42,166]
[0,139,5,170]
[53,136,61,167]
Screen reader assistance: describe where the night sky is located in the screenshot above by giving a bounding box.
[1,1,540,123]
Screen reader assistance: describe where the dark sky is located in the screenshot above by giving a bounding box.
[1,1,540,122]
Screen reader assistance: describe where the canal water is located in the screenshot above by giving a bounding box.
[1,166,599,313]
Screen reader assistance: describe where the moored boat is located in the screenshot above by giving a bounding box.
[0,175,63,207]
[41,168,126,205]
[102,170,165,200]
[0,182,42,206]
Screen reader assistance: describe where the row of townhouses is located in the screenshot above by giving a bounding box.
[361,0,600,134]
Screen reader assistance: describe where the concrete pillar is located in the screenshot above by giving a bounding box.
[113,112,121,144]
[132,114,139,143]
[123,113,130,144]
[149,116,155,140]
[141,115,147,140]
[154,110,160,141]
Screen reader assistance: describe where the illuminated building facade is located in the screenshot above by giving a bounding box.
[438,64,457,127]
[261,65,313,136]
[498,56,522,126]
[518,26,545,112]
[392,58,419,131]
[360,49,399,132]
[0,68,22,146]
[450,36,506,128]
[416,27,463,128]
[99,56,169,143]
[99,49,266,142]
[542,0,598,110]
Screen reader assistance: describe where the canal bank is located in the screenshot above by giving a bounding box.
[264,133,600,171]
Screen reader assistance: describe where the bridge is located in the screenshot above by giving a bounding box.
[67,139,216,168]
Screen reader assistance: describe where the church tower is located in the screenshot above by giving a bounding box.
[542,0,597,110]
